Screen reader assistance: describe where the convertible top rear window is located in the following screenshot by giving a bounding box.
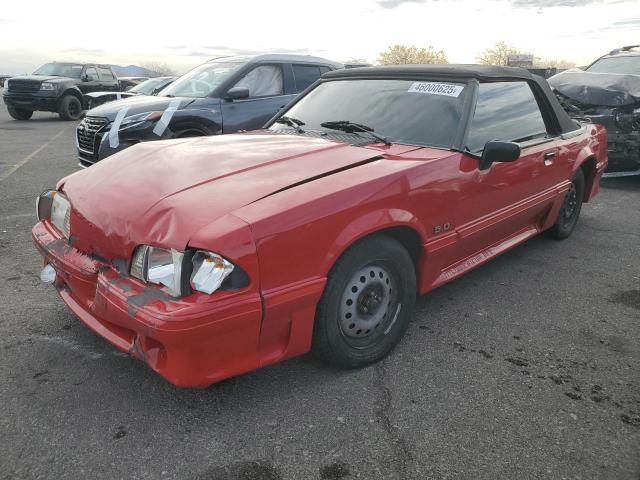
[273,79,467,148]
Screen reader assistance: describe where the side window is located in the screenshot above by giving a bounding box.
[85,67,99,81]
[233,65,283,97]
[292,64,322,92]
[465,81,548,153]
[319,66,331,74]
[97,67,114,81]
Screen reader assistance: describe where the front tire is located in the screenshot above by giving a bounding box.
[173,129,206,138]
[7,106,33,120]
[547,168,585,239]
[57,95,82,121]
[312,235,416,368]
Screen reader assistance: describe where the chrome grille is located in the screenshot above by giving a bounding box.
[7,79,41,93]
[77,116,109,155]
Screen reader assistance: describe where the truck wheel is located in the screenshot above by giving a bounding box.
[546,169,585,240]
[312,235,416,368]
[7,106,33,120]
[57,95,82,121]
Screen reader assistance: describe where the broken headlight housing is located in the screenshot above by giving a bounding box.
[36,190,71,238]
[130,247,236,297]
[190,251,235,294]
[119,111,163,131]
[130,246,185,297]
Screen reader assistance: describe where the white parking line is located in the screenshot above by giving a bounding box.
[0,127,70,182]
[1,212,34,220]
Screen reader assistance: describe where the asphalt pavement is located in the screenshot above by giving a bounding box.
[0,105,638,480]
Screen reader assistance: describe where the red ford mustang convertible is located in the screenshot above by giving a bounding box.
[33,65,607,387]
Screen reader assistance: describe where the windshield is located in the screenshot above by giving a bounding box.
[33,63,83,78]
[129,78,172,95]
[270,79,467,148]
[159,62,242,98]
[586,56,640,75]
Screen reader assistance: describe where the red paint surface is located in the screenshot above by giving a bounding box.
[34,125,607,387]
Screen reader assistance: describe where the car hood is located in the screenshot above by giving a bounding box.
[548,69,640,106]
[85,91,137,99]
[87,95,198,120]
[7,75,72,83]
[61,132,383,261]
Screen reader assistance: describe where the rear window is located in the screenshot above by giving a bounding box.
[292,64,324,92]
[465,81,548,153]
[272,79,467,148]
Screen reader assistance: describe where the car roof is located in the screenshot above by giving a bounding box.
[322,63,580,135]
[324,64,540,82]
[206,54,342,68]
[48,61,112,68]
[599,51,640,59]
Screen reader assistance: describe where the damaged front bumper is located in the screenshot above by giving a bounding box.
[604,130,640,176]
[582,112,640,175]
[32,220,263,387]
[554,95,640,175]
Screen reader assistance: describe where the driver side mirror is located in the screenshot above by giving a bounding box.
[225,86,250,101]
[81,73,89,82]
[479,141,520,170]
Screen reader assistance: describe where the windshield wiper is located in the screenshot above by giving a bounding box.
[320,120,391,146]
[275,115,305,133]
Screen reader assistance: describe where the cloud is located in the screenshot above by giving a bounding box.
[612,17,640,25]
[376,0,427,8]
[509,0,600,6]
[509,0,635,7]
[552,15,640,40]
[59,47,105,55]
[183,46,323,57]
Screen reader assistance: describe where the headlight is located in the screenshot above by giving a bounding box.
[119,111,163,130]
[40,82,56,91]
[130,246,184,297]
[36,190,71,237]
[130,246,235,297]
[190,251,234,294]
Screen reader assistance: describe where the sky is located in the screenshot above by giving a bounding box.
[0,0,639,75]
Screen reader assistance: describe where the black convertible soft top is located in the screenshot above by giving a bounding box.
[325,64,580,134]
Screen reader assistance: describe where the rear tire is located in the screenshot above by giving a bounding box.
[57,95,83,121]
[7,106,33,120]
[312,235,416,368]
[546,169,585,240]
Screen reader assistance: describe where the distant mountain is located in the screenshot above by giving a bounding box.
[110,64,154,78]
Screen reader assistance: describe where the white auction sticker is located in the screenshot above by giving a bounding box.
[408,82,464,97]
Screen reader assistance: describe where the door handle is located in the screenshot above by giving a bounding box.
[543,151,556,166]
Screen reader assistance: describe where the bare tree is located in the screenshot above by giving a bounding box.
[476,42,523,66]
[140,62,176,77]
[377,45,448,65]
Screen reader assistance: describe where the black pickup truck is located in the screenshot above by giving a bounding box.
[2,62,119,121]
